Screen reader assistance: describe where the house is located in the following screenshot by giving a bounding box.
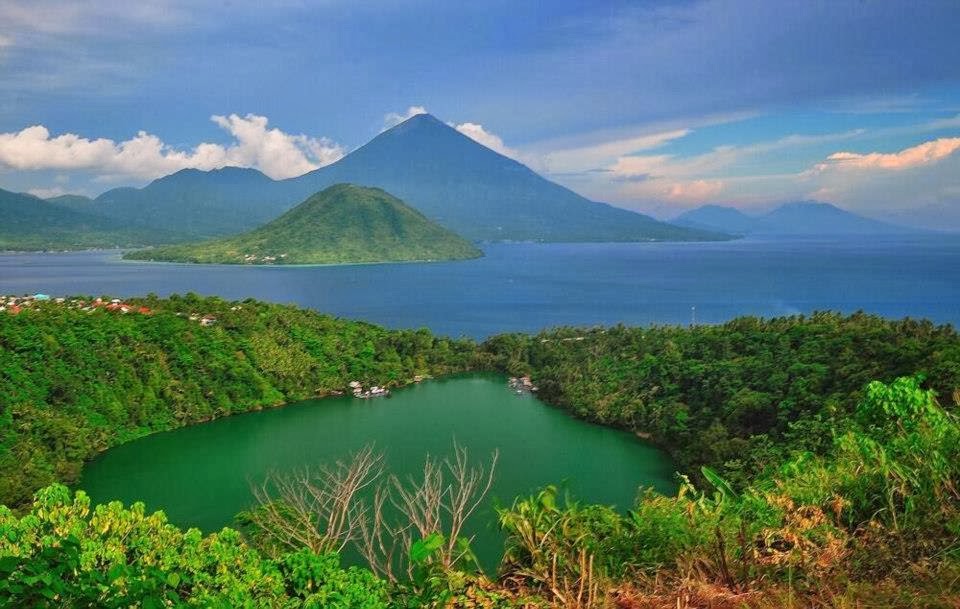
[200,315,217,327]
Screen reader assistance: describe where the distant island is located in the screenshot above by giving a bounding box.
[123,183,483,265]
[673,201,918,236]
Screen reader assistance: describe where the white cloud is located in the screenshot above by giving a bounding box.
[788,137,960,216]
[541,129,690,175]
[812,137,960,172]
[608,154,675,179]
[921,114,960,131]
[549,127,874,212]
[0,114,344,181]
[382,105,428,130]
[210,114,343,178]
[0,1,190,36]
[665,179,725,202]
[27,186,67,199]
[451,121,519,159]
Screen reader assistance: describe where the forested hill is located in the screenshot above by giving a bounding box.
[0,294,477,507]
[124,184,483,265]
[0,188,186,250]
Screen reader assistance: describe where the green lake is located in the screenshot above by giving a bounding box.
[79,373,676,568]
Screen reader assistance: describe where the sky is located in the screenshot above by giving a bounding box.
[1,0,959,228]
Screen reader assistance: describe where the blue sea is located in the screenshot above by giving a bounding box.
[1,236,958,338]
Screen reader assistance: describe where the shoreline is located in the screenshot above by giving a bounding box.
[115,250,485,268]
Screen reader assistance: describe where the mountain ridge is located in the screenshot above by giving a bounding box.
[0,188,185,250]
[673,201,914,236]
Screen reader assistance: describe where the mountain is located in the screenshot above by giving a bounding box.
[755,202,911,235]
[91,167,285,239]
[672,201,913,236]
[0,188,183,250]
[673,204,755,234]
[48,114,726,244]
[124,184,483,265]
[284,114,725,242]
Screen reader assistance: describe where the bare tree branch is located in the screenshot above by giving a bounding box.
[247,445,385,556]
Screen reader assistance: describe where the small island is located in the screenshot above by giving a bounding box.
[123,183,483,265]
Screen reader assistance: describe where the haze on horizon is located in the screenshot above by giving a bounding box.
[0,0,959,230]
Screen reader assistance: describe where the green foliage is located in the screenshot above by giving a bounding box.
[0,294,477,508]
[497,377,960,602]
[410,533,446,566]
[5,296,960,605]
[390,532,525,609]
[479,313,960,486]
[124,184,482,265]
[279,550,388,609]
[0,484,388,607]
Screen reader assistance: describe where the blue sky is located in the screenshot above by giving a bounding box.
[1,0,959,228]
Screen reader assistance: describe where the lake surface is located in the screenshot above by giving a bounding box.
[2,236,958,338]
[79,374,675,568]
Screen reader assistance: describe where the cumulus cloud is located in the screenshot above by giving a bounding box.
[382,105,428,130]
[792,137,960,217]
[209,114,343,178]
[0,114,344,181]
[451,122,519,159]
[813,137,960,172]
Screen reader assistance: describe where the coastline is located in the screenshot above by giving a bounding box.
[115,249,486,268]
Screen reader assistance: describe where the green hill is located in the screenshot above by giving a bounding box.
[124,184,482,264]
[0,188,185,250]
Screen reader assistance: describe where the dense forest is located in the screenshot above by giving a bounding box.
[0,294,475,509]
[479,314,960,486]
[2,297,959,606]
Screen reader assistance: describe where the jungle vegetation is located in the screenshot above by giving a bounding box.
[478,314,960,487]
[1,297,959,607]
[0,294,475,509]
